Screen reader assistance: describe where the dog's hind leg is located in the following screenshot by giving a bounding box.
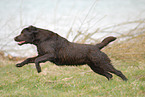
[89,64,113,80]
[110,68,128,81]
[104,64,128,81]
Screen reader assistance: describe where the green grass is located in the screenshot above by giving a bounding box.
[0,58,145,97]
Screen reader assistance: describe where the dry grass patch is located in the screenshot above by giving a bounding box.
[103,33,145,63]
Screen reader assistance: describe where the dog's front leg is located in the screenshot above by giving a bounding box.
[35,54,53,73]
[16,56,38,67]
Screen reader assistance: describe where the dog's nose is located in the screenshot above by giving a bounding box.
[14,36,18,41]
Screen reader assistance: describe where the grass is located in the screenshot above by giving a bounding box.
[0,59,145,97]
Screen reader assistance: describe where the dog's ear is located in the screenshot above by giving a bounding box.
[27,25,38,34]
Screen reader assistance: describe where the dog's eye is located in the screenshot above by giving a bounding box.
[26,28,29,31]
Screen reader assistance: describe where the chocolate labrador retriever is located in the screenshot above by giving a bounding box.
[14,26,127,81]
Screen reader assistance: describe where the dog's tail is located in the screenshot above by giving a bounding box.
[96,36,117,49]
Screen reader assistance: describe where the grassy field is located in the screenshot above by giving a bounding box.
[0,33,145,97]
[0,57,145,97]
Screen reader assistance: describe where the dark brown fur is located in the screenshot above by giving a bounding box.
[14,26,127,81]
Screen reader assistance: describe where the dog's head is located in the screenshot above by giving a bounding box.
[14,26,39,45]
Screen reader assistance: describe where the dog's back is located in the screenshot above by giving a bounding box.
[55,42,97,65]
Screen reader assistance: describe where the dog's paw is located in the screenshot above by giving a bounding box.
[37,69,41,73]
[36,64,41,73]
[16,63,23,67]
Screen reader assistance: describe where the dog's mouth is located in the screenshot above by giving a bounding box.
[18,41,26,45]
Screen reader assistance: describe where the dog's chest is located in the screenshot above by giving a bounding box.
[36,43,55,56]
[37,46,45,55]
[36,43,50,55]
